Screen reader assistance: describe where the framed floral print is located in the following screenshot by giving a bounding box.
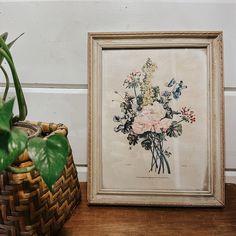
[88,32,225,206]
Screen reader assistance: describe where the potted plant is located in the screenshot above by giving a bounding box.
[0,32,81,235]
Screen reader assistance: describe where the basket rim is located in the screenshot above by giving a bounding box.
[8,121,69,174]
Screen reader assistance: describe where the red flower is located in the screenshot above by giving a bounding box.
[180,107,196,123]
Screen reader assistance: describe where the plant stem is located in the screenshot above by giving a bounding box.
[147,132,171,174]
[133,86,138,105]
[158,154,164,174]
[153,139,164,174]
[175,119,184,125]
[0,36,13,60]
[0,66,9,101]
[150,152,154,171]
[150,145,155,172]
[0,48,27,121]
[150,141,158,171]
[150,134,161,172]
[154,136,170,174]
[160,140,171,174]
[148,133,158,171]
[161,153,171,174]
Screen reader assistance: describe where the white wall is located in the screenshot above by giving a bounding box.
[0,0,236,182]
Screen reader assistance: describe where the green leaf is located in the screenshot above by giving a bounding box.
[0,33,24,65]
[0,46,28,121]
[0,128,27,172]
[0,35,12,60]
[28,134,69,191]
[7,33,24,49]
[0,97,3,107]
[141,138,152,150]
[1,65,10,101]
[166,121,183,138]
[0,98,15,132]
[0,33,7,66]
[0,32,24,67]
[0,32,8,42]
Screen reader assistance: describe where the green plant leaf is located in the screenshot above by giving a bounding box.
[0,32,8,42]
[166,122,183,138]
[0,32,23,67]
[28,134,69,191]
[0,34,12,60]
[0,65,10,101]
[0,128,27,172]
[141,138,152,150]
[0,45,28,121]
[0,33,8,66]
[7,33,24,49]
[0,98,15,132]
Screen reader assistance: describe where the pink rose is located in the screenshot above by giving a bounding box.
[132,103,171,134]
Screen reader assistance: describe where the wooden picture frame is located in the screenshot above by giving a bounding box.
[88,31,225,206]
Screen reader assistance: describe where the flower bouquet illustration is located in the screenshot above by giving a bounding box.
[113,58,196,174]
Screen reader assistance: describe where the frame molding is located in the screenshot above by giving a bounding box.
[88,31,224,206]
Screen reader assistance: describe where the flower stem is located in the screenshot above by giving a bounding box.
[158,153,165,174]
[162,153,171,174]
[160,140,171,174]
[153,140,164,174]
[147,132,171,174]
[150,141,158,171]
[133,86,138,105]
[176,119,184,125]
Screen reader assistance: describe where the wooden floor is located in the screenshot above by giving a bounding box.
[58,183,236,236]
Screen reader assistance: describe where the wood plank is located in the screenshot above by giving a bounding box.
[225,92,236,169]
[2,87,236,171]
[23,90,236,171]
[0,1,236,86]
[23,88,87,166]
[2,88,87,165]
[58,182,236,236]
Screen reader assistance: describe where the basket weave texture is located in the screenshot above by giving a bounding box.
[0,122,81,236]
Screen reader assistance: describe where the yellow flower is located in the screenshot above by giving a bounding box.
[140,58,157,106]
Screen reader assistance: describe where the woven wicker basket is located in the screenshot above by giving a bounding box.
[0,122,81,236]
